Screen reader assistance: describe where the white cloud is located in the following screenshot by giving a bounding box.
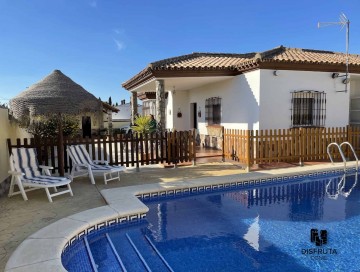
[113,39,125,51]
[89,0,97,8]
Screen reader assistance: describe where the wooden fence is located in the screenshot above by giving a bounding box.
[223,126,360,168]
[7,130,196,174]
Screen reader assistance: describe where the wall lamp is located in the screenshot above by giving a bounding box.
[332,72,350,84]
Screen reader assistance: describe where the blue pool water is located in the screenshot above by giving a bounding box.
[62,172,360,272]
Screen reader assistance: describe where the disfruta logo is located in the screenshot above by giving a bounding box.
[310,229,327,246]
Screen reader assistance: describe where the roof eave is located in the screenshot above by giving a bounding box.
[122,68,240,91]
[256,60,360,73]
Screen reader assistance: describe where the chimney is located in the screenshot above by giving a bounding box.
[121,99,126,105]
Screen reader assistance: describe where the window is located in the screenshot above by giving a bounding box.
[142,100,155,116]
[205,97,221,125]
[291,91,326,127]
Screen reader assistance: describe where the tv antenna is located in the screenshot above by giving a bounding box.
[318,13,350,92]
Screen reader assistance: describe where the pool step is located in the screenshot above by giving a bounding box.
[108,231,149,272]
[107,230,173,272]
[126,230,174,272]
[86,234,124,272]
[106,233,127,272]
[84,236,99,272]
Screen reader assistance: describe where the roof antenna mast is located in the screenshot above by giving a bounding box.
[318,13,350,92]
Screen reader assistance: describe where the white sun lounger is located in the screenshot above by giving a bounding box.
[67,144,126,184]
[8,147,73,202]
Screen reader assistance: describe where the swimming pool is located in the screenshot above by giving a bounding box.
[62,171,360,271]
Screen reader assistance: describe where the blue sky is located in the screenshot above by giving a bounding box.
[0,0,359,105]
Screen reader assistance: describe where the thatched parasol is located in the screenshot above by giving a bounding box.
[10,69,101,119]
[9,70,102,176]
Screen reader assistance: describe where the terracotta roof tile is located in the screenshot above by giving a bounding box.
[150,52,255,70]
[260,47,360,65]
[122,46,360,90]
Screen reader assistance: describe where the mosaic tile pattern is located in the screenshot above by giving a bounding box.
[62,213,147,253]
[137,168,355,201]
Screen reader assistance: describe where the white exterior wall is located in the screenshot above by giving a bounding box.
[165,91,174,130]
[0,108,30,183]
[171,71,260,135]
[166,69,350,133]
[168,90,189,131]
[259,70,350,129]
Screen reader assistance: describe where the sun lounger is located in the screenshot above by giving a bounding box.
[8,147,73,202]
[67,144,126,184]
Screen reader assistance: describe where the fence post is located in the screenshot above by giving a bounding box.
[299,128,304,166]
[222,126,225,162]
[347,125,352,159]
[57,114,65,177]
[245,130,251,172]
[135,133,140,172]
[192,129,197,166]
[173,130,177,168]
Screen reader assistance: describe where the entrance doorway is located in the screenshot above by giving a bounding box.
[82,116,92,138]
[190,103,197,129]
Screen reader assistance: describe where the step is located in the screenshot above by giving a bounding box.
[108,231,149,272]
[62,238,94,272]
[86,234,123,272]
[126,229,174,272]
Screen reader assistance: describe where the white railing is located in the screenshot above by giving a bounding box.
[327,141,359,172]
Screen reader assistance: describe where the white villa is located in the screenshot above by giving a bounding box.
[104,99,142,130]
[122,46,360,148]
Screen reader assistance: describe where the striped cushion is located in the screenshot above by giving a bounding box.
[24,175,69,185]
[68,145,93,165]
[11,148,42,178]
[11,147,70,185]
[89,164,123,171]
[69,145,123,171]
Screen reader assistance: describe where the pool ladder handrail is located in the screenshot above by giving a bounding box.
[338,173,358,197]
[340,142,359,171]
[327,142,359,172]
[325,175,346,200]
[326,173,358,199]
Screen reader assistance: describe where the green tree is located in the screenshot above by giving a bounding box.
[108,96,112,106]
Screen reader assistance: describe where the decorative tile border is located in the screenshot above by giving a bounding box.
[62,213,147,253]
[136,167,357,202]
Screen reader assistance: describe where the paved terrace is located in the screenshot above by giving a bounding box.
[0,161,245,271]
[1,159,350,271]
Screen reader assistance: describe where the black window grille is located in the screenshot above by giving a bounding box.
[205,97,221,125]
[290,91,326,127]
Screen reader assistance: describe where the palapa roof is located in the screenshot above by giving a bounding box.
[10,70,102,120]
[122,46,360,90]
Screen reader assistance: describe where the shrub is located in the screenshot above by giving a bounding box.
[131,115,155,134]
[26,114,79,139]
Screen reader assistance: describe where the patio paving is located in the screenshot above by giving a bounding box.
[0,161,244,271]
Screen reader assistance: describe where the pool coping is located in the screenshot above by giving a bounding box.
[4,162,357,271]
